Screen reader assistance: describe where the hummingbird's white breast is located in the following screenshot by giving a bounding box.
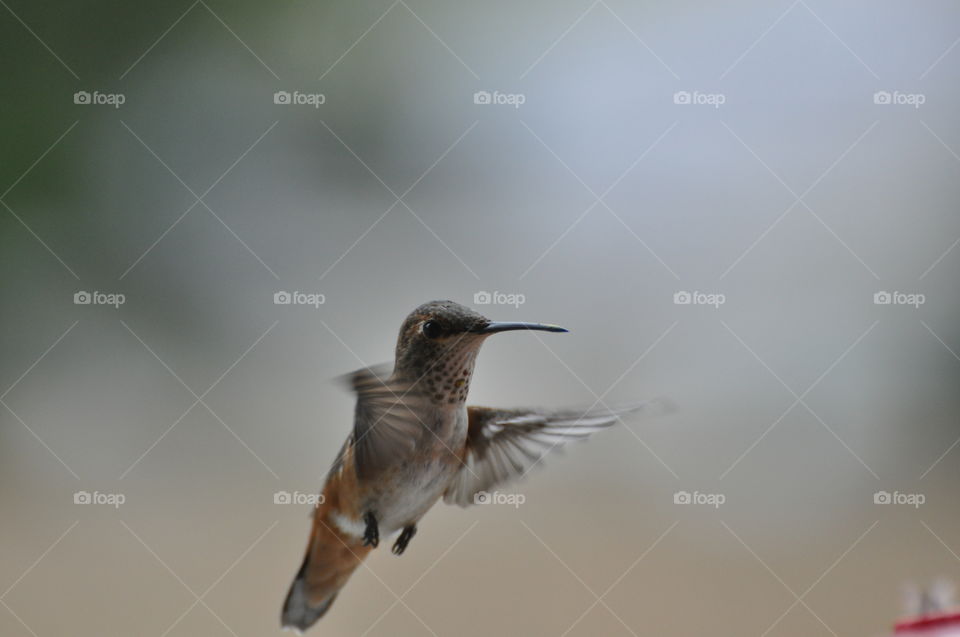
[364,403,469,536]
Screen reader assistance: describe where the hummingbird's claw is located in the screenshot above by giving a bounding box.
[392,525,417,555]
[362,511,379,548]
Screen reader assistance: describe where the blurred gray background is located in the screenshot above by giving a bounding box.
[2,1,960,636]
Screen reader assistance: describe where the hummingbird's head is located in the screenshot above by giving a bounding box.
[393,300,567,404]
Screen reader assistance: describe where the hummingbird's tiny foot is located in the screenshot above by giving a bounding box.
[392,525,417,555]
[362,511,379,548]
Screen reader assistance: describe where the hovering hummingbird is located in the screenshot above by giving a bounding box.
[282,300,650,632]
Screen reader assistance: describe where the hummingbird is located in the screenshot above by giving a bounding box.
[281,300,649,632]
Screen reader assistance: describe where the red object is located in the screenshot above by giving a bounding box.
[894,611,960,635]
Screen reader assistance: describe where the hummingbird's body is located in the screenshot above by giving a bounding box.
[282,300,645,632]
[347,402,468,536]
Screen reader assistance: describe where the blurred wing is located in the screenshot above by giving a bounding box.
[342,364,429,481]
[443,402,665,507]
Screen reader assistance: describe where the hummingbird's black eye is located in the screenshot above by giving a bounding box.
[421,320,443,339]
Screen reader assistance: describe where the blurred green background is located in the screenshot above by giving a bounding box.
[2,1,960,635]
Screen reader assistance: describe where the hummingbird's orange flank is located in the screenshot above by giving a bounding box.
[282,300,648,632]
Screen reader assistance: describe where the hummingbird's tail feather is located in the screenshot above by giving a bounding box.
[281,573,338,633]
[281,508,372,632]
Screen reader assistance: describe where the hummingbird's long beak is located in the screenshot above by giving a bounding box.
[473,321,568,334]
